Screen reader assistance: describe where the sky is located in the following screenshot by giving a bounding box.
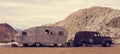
[0,0,119,29]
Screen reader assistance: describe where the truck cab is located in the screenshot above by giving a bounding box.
[73,31,113,47]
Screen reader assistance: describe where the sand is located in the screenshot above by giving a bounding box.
[0,45,120,54]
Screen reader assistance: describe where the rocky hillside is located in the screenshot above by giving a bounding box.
[53,6,120,42]
[0,23,17,41]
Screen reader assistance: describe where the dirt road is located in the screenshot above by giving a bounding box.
[0,45,120,54]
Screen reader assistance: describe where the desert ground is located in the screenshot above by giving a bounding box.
[0,45,120,54]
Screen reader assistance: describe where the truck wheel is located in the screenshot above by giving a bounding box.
[23,44,28,47]
[105,42,111,47]
[81,42,87,47]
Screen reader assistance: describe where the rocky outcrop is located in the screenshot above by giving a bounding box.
[107,16,120,28]
[0,23,17,41]
[53,6,120,42]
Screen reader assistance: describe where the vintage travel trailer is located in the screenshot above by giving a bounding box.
[13,26,68,47]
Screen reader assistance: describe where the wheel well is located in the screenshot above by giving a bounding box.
[82,41,87,43]
[102,41,111,45]
[105,41,111,44]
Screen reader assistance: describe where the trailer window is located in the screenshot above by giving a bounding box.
[45,30,49,35]
[51,32,56,35]
[22,32,27,35]
[58,31,64,36]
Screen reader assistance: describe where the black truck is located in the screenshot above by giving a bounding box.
[73,31,113,47]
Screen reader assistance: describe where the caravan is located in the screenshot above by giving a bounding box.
[13,26,68,47]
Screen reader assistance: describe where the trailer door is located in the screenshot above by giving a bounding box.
[49,31,58,44]
[36,28,50,43]
[57,31,66,44]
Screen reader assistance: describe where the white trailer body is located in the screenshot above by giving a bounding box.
[14,26,68,46]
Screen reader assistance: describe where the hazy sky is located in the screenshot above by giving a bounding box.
[0,0,119,29]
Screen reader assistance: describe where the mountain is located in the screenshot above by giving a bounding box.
[0,23,17,41]
[53,6,120,43]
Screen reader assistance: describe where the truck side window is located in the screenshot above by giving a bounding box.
[94,33,98,37]
[97,33,100,36]
[58,31,64,36]
[22,32,27,35]
[45,30,49,35]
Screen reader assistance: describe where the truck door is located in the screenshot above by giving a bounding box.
[93,33,102,44]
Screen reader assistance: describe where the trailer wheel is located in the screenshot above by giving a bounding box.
[11,44,18,47]
[23,44,28,47]
[35,42,42,47]
[54,44,58,47]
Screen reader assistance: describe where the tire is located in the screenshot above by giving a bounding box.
[54,44,58,47]
[23,44,28,47]
[11,44,18,47]
[35,42,41,47]
[105,42,111,47]
[81,42,87,47]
